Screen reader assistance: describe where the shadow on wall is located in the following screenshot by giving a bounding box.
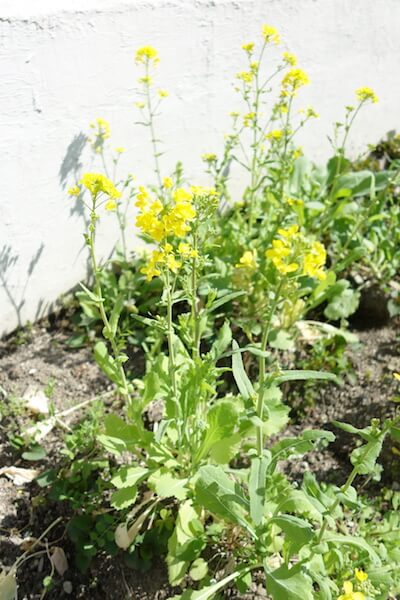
[0,243,44,331]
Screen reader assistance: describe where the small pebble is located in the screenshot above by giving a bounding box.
[63,581,73,594]
[28,368,37,375]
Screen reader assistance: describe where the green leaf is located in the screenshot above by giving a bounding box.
[249,455,270,525]
[110,486,138,510]
[262,386,289,436]
[195,465,254,536]
[207,291,246,312]
[169,567,251,600]
[232,341,255,400]
[22,444,46,461]
[264,564,314,600]
[351,437,384,475]
[79,282,104,303]
[98,414,150,454]
[111,466,149,489]
[109,293,125,337]
[276,490,323,525]
[269,514,313,556]
[189,558,208,582]
[323,532,381,564]
[209,321,232,360]
[93,341,121,384]
[167,501,205,586]
[270,430,335,470]
[324,280,360,320]
[274,370,338,385]
[149,471,188,500]
[268,330,295,351]
[196,399,240,463]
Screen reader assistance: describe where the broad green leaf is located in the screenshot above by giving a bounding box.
[269,514,313,556]
[324,280,360,320]
[98,414,150,454]
[323,532,381,564]
[249,455,270,525]
[110,486,138,510]
[167,501,204,585]
[209,433,242,464]
[351,437,384,475]
[189,558,208,581]
[264,564,314,600]
[149,471,188,500]
[195,465,254,536]
[268,329,295,351]
[168,567,251,600]
[111,465,149,489]
[276,490,323,525]
[232,341,255,400]
[196,399,240,463]
[262,386,289,436]
[0,571,17,600]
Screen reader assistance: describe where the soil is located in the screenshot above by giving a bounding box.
[0,314,399,599]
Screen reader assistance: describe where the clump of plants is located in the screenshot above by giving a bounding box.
[45,26,400,600]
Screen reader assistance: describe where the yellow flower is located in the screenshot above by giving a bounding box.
[190,185,219,198]
[338,581,365,600]
[138,75,153,86]
[243,112,256,127]
[262,24,281,45]
[354,569,368,583]
[105,199,117,211]
[236,71,254,84]
[235,250,257,270]
[135,101,145,109]
[178,242,198,258]
[172,188,193,203]
[68,186,80,197]
[115,147,125,153]
[250,60,259,72]
[89,117,111,139]
[80,173,121,199]
[163,177,173,189]
[135,45,159,64]
[287,197,304,208]
[202,153,217,163]
[303,241,326,280]
[355,86,378,104]
[229,111,240,118]
[293,147,303,159]
[283,51,297,66]
[158,89,169,98]
[278,224,299,239]
[266,129,284,141]
[281,68,310,93]
[266,239,299,275]
[165,254,182,273]
[394,372,400,381]
[242,42,254,53]
[135,185,151,209]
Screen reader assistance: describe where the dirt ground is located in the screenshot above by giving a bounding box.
[0,314,399,599]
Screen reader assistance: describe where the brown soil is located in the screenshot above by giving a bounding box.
[0,316,399,599]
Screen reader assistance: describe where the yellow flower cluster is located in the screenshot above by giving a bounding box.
[283,51,297,66]
[354,569,368,583]
[355,86,379,104]
[80,173,121,201]
[236,71,254,84]
[89,117,111,140]
[262,24,281,45]
[157,88,169,98]
[138,75,153,86]
[235,250,257,270]
[135,45,159,64]
[140,241,199,282]
[266,225,326,280]
[68,186,80,197]
[202,153,218,163]
[135,186,196,243]
[338,581,365,600]
[281,68,310,95]
[243,112,256,127]
[162,176,173,189]
[242,42,254,54]
[266,129,283,141]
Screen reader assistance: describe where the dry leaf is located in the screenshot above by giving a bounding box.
[0,466,40,485]
[50,547,68,576]
[0,571,17,600]
[24,417,56,443]
[114,523,131,550]
[23,386,49,415]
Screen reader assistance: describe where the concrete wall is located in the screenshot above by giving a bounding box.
[1,0,399,336]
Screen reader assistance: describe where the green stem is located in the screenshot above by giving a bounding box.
[145,61,163,190]
[165,269,180,419]
[256,280,283,456]
[88,198,132,404]
[191,229,200,359]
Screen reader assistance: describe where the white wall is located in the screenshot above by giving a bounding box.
[1,0,399,336]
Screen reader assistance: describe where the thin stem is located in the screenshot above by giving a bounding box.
[256,280,283,456]
[165,269,180,420]
[145,61,163,190]
[191,228,200,359]
[88,197,132,404]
